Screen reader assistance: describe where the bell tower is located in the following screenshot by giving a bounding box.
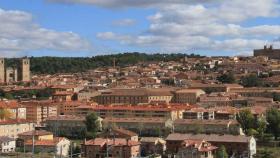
[20,58,30,82]
[0,58,5,83]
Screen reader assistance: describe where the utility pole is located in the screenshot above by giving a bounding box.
[70,141,73,158]
[60,145,62,158]
[23,142,26,158]
[32,131,35,158]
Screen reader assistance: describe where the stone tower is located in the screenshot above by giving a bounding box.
[0,58,5,83]
[20,58,30,82]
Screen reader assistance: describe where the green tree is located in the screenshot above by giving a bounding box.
[217,72,235,83]
[237,109,256,135]
[255,148,274,158]
[256,117,267,141]
[266,108,280,140]
[216,145,228,158]
[85,112,100,139]
[4,93,14,99]
[272,92,280,101]
[240,74,262,87]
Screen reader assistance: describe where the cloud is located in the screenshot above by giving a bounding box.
[0,8,91,57]
[96,0,280,55]
[112,18,136,26]
[47,0,220,8]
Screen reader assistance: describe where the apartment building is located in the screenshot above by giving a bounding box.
[78,90,100,101]
[183,107,238,120]
[173,89,205,104]
[55,101,92,115]
[92,88,174,105]
[140,137,166,157]
[174,119,243,135]
[75,105,193,120]
[100,128,139,142]
[82,138,140,158]
[102,117,173,136]
[189,83,243,93]
[0,100,26,120]
[0,120,35,138]
[166,133,256,158]
[229,87,280,98]
[21,100,58,124]
[45,115,86,138]
[24,137,70,157]
[175,139,217,158]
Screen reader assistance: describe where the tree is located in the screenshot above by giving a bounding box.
[240,74,262,87]
[4,93,14,100]
[266,108,280,140]
[256,117,267,141]
[255,148,274,158]
[237,109,256,135]
[272,92,280,102]
[85,112,100,139]
[217,72,235,83]
[216,145,228,158]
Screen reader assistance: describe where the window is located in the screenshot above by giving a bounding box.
[205,152,208,157]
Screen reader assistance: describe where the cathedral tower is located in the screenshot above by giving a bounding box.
[0,58,5,83]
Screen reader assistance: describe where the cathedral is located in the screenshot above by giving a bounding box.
[0,58,30,83]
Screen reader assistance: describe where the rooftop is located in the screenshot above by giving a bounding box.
[166,133,253,143]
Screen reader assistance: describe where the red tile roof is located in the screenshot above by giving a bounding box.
[84,138,140,147]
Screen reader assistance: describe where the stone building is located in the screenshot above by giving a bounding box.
[254,45,280,59]
[166,133,256,158]
[0,58,4,83]
[0,58,30,83]
[82,138,140,158]
[19,58,30,82]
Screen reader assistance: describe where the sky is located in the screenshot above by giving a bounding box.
[0,0,280,57]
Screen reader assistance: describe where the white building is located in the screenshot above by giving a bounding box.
[0,136,16,153]
[0,120,35,138]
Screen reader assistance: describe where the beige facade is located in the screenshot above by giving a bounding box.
[82,138,140,158]
[93,88,174,105]
[0,101,26,120]
[6,67,18,83]
[0,58,4,83]
[75,105,191,121]
[174,119,243,135]
[103,117,173,136]
[0,58,30,83]
[24,137,70,157]
[175,140,216,158]
[229,87,280,98]
[78,90,100,101]
[173,89,205,104]
[22,101,58,124]
[0,120,35,138]
[20,58,30,82]
[45,115,86,138]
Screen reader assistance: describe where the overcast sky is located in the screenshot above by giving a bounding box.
[0,0,280,57]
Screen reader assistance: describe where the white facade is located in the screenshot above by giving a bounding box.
[0,138,16,153]
[56,138,71,157]
[248,137,257,158]
[0,122,35,138]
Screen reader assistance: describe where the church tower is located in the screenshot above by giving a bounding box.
[0,58,5,83]
[19,58,30,82]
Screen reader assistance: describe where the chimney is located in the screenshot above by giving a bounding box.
[126,138,129,146]
[270,45,273,50]
[264,45,267,49]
